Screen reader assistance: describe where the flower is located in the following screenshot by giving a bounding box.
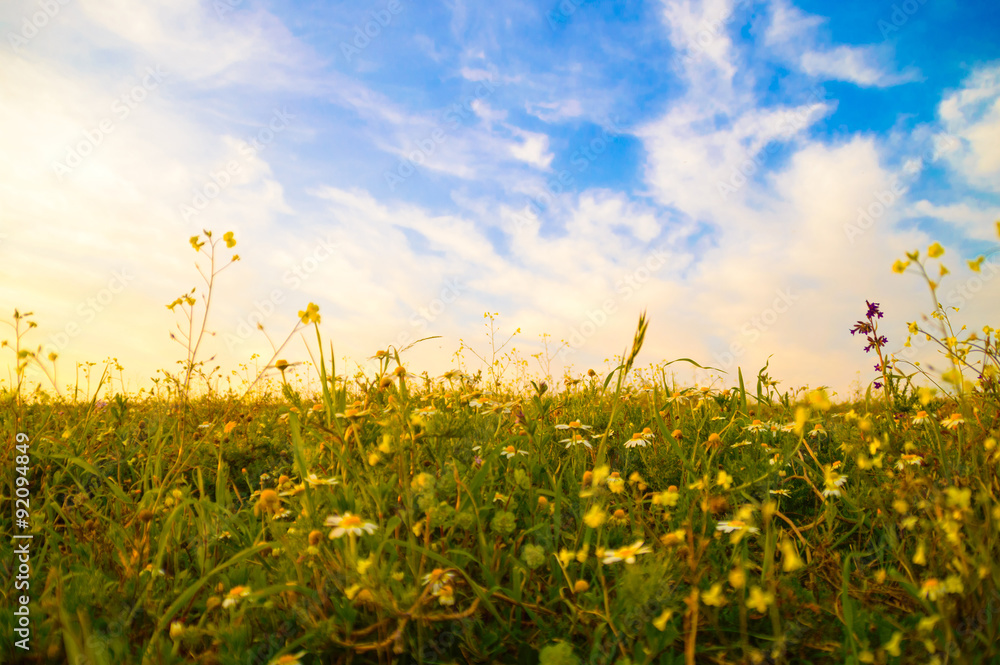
[298,302,321,325]
[501,445,528,459]
[942,413,965,430]
[745,419,767,433]
[422,568,456,593]
[223,585,251,608]
[701,582,726,607]
[808,423,826,438]
[254,489,282,517]
[822,465,847,497]
[746,586,774,614]
[911,410,930,425]
[269,653,307,665]
[652,609,673,631]
[716,520,759,534]
[769,489,790,497]
[555,420,592,431]
[584,505,607,529]
[927,242,944,258]
[919,578,944,600]
[895,454,924,470]
[325,512,378,539]
[561,432,593,449]
[223,231,237,248]
[716,470,733,490]
[624,430,652,448]
[305,473,339,487]
[602,539,652,564]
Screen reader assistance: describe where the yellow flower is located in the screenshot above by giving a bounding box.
[592,465,610,486]
[269,653,307,665]
[298,302,321,325]
[942,412,964,430]
[222,585,251,608]
[224,421,237,434]
[602,539,652,564]
[223,231,236,248]
[928,242,944,258]
[190,235,204,251]
[920,578,944,600]
[912,542,926,566]
[652,609,673,631]
[892,259,910,274]
[716,470,733,490]
[701,582,726,607]
[583,505,607,529]
[779,539,804,572]
[254,489,282,517]
[728,567,745,589]
[325,512,378,538]
[884,631,903,657]
[944,487,971,510]
[573,579,589,593]
[746,586,774,613]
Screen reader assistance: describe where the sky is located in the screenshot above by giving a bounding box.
[1,0,999,399]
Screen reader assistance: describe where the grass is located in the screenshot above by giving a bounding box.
[1,230,999,665]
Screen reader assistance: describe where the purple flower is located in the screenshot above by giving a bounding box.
[874,382,883,390]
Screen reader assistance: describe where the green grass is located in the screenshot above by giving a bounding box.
[2,231,999,665]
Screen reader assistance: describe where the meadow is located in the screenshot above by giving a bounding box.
[2,230,999,665]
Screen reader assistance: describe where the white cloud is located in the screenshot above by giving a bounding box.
[938,63,1000,191]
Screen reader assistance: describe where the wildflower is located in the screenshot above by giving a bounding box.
[701,582,726,606]
[573,579,590,593]
[557,549,575,566]
[523,543,546,569]
[652,609,673,631]
[298,302,321,325]
[895,454,924,470]
[325,512,378,539]
[584,505,607,529]
[602,539,652,564]
[728,567,745,589]
[912,542,927,566]
[920,578,944,600]
[555,420,593,431]
[223,585,251,608]
[942,413,964,430]
[422,568,455,593]
[716,520,760,535]
[779,539,805,572]
[561,432,593,449]
[671,429,683,440]
[254,489,282,517]
[437,584,456,606]
[706,432,722,448]
[224,421,237,434]
[745,419,767,433]
[822,465,847,497]
[716,470,733,490]
[808,423,826,439]
[884,631,903,657]
[607,472,625,494]
[911,410,930,425]
[746,586,774,614]
[624,431,651,448]
[928,242,944,258]
[769,489,790,497]
[660,529,686,547]
[501,445,528,459]
[170,621,185,639]
[269,653,307,665]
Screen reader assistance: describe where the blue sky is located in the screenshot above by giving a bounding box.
[2,0,999,397]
